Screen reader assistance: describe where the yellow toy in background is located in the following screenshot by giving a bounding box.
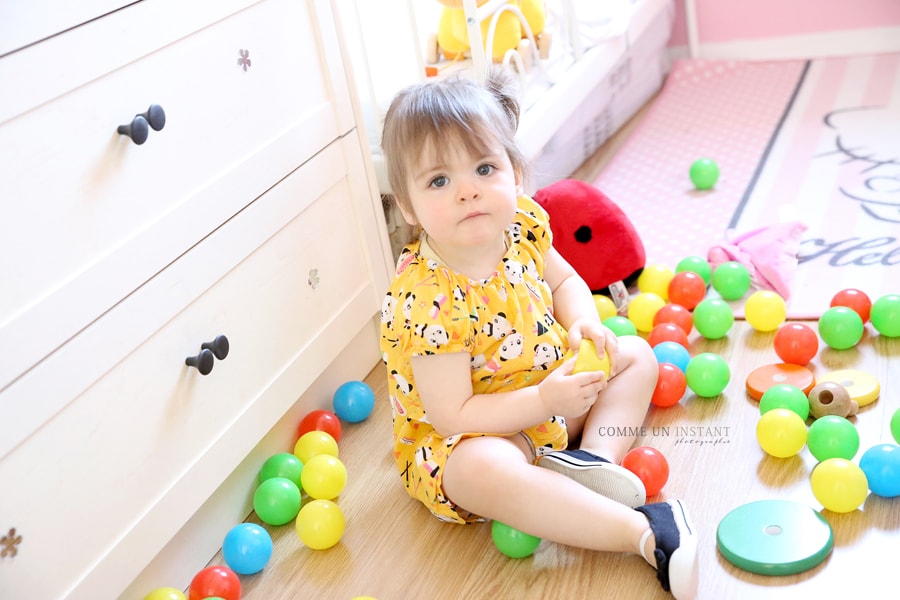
[571,338,611,377]
[428,0,550,67]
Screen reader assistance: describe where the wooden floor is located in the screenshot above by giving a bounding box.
[206,100,900,600]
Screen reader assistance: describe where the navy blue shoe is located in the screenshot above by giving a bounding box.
[635,499,699,599]
[539,449,646,507]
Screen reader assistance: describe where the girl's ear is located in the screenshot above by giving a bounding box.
[515,169,525,196]
[396,198,418,227]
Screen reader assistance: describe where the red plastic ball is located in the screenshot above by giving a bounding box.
[651,362,687,408]
[773,323,819,365]
[622,446,670,497]
[830,288,872,324]
[297,409,343,443]
[653,303,694,336]
[648,323,689,348]
[189,566,241,600]
[667,271,707,310]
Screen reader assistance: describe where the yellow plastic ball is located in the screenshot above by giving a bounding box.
[296,499,346,550]
[293,430,339,464]
[810,458,869,513]
[144,589,186,600]
[755,408,807,458]
[744,290,787,332]
[593,294,617,320]
[572,338,610,376]
[637,264,674,301]
[627,292,666,333]
[300,454,348,500]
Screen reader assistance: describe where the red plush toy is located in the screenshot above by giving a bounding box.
[533,179,645,295]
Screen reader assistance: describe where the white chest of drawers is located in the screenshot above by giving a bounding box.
[0,1,393,597]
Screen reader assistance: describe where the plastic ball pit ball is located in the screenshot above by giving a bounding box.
[300,454,348,500]
[627,292,666,332]
[818,306,864,350]
[667,271,707,310]
[637,264,674,300]
[653,303,694,336]
[807,416,859,462]
[491,520,541,558]
[298,409,343,443]
[810,458,868,513]
[572,338,610,376]
[259,452,303,486]
[622,446,669,496]
[222,523,273,575]
[144,588,186,600]
[859,444,900,498]
[188,566,241,600]
[692,298,734,340]
[294,430,339,464]
[603,315,638,337]
[744,290,786,332]
[685,352,730,397]
[593,294,617,320]
[711,261,751,301]
[870,294,900,337]
[773,323,818,366]
[648,322,689,349]
[689,158,720,190]
[651,363,687,408]
[675,255,712,285]
[756,408,807,458]
[253,477,302,526]
[333,380,376,423]
[830,288,872,323]
[758,384,809,420]
[296,499,346,550]
[892,408,900,445]
[652,341,691,373]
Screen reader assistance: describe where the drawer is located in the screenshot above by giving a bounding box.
[0,0,354,392]
[0,139,384,599]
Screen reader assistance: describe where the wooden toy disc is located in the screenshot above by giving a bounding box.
[745,363,815,400]
[817,369,880,407]
[717,499,833,576]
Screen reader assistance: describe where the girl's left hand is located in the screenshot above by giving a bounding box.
[567,318,620,377]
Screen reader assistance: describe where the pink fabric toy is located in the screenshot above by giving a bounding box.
[707,221,807,300]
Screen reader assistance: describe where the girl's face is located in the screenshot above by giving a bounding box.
[399,136,520,262]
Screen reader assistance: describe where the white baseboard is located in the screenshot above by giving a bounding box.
[669,25,900,61]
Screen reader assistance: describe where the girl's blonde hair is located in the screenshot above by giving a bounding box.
[381,67,528,216]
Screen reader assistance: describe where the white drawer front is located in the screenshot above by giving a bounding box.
[0,141,382,599]
[0,0,353,392]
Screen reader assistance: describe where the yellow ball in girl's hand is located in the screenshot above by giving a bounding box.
[572,339,610,376]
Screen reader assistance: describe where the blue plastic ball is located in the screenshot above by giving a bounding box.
[333,381,376,423]
[859,444,900,498]
[652,341,691,373]
[222,523,273,575]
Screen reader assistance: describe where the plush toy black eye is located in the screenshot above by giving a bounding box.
[574,225,592,243]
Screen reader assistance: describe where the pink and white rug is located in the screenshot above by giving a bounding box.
[593,53,900,318]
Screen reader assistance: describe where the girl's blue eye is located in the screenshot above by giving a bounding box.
[477,164,495,176]
[430,175,448,188]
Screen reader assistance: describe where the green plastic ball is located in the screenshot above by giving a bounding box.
[253,477,302,526]
[689,158,720,190]
[711,261,751,300]
[675,255,712,285]
[692,298,734,340]
[807,416,859,462]
[685,352,730,397]
[603,315,638,337]
[759,384,810,420]
[491,520,541,558]
[818,306,864,350]
[871,294,900,337]
[259,452,304,486]
[891,408,900,445]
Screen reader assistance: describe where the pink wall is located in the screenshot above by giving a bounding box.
[669,0,900,47]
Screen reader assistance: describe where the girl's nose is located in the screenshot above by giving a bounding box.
[458,178,480,202]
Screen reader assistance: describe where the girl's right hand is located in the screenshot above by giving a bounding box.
[537,356,608,419]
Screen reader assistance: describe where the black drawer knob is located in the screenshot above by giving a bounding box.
[117,104,166,145]
[185,348,215,376]
[201,335,230,360]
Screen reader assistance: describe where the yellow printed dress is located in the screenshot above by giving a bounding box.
[380,196,571,523]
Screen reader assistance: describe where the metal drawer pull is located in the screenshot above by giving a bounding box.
[117,104,166,145]
[185,348,215,375]
[201,334,230,360]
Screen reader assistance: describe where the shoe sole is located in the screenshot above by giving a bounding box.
[539,453,647,508]
[667,499,700,600]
